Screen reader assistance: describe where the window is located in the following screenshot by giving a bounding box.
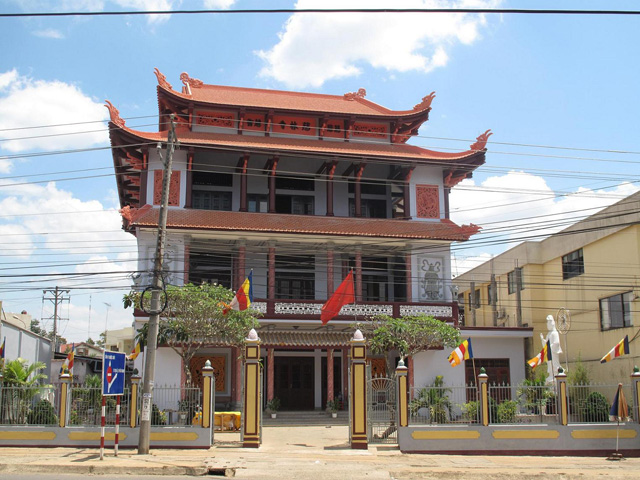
[189,252,232,288]
[275,195,314,215]
[473,289,481,309]
[248,194,268,213]
[488,283,497,306]
[507,269,524,294]
[275,255,315,299]
[562,248,584,280]
[349,199,387,218]
[348,180,386,195]
[276,175,314,191]
[600,291,633,330]
[192,171,233,187]
[192,191,231,211]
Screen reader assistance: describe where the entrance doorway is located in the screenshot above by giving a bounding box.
[274,357,315,410]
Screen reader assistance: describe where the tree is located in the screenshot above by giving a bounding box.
[29,319,46,336]
[124,282,260,385]
[357,314,461,375]
[1,358,48,424]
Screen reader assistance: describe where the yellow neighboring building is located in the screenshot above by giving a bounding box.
[454,191,640,383]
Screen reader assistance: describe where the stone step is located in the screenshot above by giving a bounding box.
[262,410,348,426]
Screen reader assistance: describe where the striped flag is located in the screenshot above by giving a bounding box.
[448,338,473,367]
[127,340,141,360]
[60,344,75,374]
[0,336,5,359]
[609,383,629,421]
[528,340,552,369]
[600,336,630,363]
[224,271,253,314]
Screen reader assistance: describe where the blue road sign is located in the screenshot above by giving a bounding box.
[102,351,126,396]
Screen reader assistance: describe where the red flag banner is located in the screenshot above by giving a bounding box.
[321,271,355,325]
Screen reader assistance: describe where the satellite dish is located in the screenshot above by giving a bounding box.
[556,307,570,334]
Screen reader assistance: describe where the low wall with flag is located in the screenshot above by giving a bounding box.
[398,423,640,456]
[0,426,212,449]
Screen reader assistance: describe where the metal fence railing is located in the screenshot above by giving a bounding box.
[409,384,480,425]
[567,383,632,423]
[143,386,202,426]
[69,385,131,426]
[0,385,60,426]
[488,383,556,424]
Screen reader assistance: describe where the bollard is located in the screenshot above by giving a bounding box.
[59,373,72,428]
[202,360,214,429]
[555,367,568,426]
[478,368,489,426]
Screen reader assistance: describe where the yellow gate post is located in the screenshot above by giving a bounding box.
[396,359,409,428]
[478,368,489,426]
[202,360,214,429]
[631,366,640,424]
[130,374,141,428]
[243,328,261,448]
[59,373,71,428]
[555,367,568,426]
[350,329,367,449]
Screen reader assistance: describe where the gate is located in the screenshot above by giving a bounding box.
[367,376,397,444]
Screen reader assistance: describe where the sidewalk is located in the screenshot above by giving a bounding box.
[0,426,639,479]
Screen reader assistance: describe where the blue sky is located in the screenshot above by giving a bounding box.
[0,1,638,342]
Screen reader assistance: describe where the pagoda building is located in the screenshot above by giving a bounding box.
[108,69,493,411]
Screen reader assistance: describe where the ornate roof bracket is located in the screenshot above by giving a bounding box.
[154,67,173,91]
[180,72,204,90]
[443,169,471,188]
[104,100,125,128]
[470,129,493,151]
[343,88,366,100]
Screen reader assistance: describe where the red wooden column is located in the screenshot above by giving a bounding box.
[268,242,276,300]
[267,347,274,402]
[327,348,334,406]
[183,244,190,284]
[355,247,363,302]
[354,164,364,217]
[405,253,412,302]
[185,149,194,208]
[237,240,246,290]
[268,156,279,214]
[326,161,337,216]
[239,154,249,212]
[342,347,349,401]
[326,247,334,299]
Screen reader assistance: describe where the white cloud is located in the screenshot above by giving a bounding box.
[257,0,499,88]
[203,0,235,8]
[0,157,13,173]
[33,29,65,39]
[452,252,491,278]
[450,171,640,243]
[0,70,108,152]
[113,0,178,24]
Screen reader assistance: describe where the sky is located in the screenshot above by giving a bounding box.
[0,0,638,343]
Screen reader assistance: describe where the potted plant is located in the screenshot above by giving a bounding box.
[266,397,280,419]
[326,397,340,418]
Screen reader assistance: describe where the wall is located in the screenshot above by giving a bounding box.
[0,321,52,379]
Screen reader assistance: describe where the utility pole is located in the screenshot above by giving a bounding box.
[43,287,71,367]
[515,266,523,327]
[138,116,177,454]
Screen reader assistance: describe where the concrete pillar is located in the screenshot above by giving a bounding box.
[396,359,409,427]
[355,247,362,302]
[350,329,367,450]
[478,369,489,426]
[326,247,334,299]
[555,367,569,426]
[243,329,261,448]
[202,360,214,429]
[59,373,71,428]
[268,242,276,300]
[130,375,141,428]
[631,367,640,425]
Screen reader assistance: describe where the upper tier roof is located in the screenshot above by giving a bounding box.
[155,69,437,118]
[121,205,481,242]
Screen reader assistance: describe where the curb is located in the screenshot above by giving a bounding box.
[0,463,209,476]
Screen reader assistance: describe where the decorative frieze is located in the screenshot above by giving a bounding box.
[399,305,452,318]
[274,303,322,315]
[250,302,268,314]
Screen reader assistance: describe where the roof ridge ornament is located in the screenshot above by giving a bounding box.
[413,91,436,111]
[154,67,173,90]
[344,88,367,100]
[104,100,125,127]
[180,72,204,89]
[470,129,493,151]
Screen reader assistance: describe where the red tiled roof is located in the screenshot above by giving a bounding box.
[113,125,483,163]
[127,206,480,241]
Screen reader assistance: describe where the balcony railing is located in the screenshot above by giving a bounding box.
[250,299,458,325]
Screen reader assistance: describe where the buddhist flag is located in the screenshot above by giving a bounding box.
[600,336,630,363]
[321,271,355,325]
[128,340,141,360]
[609,383,629,421]
[60,344,75,374]
[528,340,552,370]
[448,338,474,367]
[0,336,5,359]
[225,271,253,314]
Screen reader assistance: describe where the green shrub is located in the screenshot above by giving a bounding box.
[461,401,480,422]
[151,403,167,425]
[497,400,518,424]
[583,391,609,422]
[27,399,58,425]
[409,376,452,423]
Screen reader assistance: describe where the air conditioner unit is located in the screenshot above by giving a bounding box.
[496,308,506,319]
